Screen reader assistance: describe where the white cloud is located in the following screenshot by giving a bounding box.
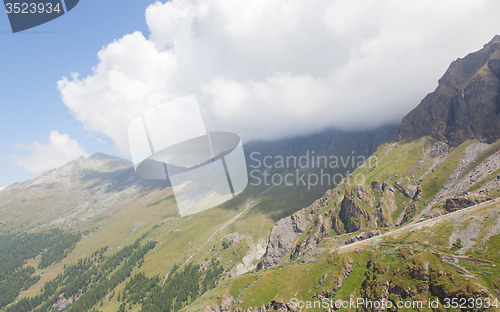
[0,186,5,192]
[13,131,88,173]
[58,0,500,155]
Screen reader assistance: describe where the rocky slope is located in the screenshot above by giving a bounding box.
[395,35,500,146]
[4,36,500,312]
[187,37,500,311]
[257,190,335,269]
[0,126,397,311]
[257,135,500,271]
[197,200,500,312]
[254,36,500,271]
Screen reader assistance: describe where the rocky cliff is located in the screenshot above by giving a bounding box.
[257,190,335,269]
[258,132,500,268]
[395,35,500,146]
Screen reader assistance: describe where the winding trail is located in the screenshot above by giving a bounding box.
[163,185,275,283]
[338,197,500,253]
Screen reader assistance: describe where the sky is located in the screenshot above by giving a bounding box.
[1,0,500,188]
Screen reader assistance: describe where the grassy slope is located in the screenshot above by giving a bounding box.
[186,137,500,311]
[191,201,500,311]
[419,140,473,203]
[333,137,474,224]
[12,178,297,311]
[9,137,500,311]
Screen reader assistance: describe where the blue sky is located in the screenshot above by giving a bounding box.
[1,0,499,189]
[0,0,158,186]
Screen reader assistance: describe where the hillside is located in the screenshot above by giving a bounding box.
[195,198,500,312]
[189,37,500,311]
[190,134,500,311]
[2,35,500,312]
[0,127,395,312]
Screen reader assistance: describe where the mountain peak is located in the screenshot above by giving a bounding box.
[394,35,500,146]
[484,34,500,48]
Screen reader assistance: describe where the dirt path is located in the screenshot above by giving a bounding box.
[338,197,500,253]
[163,185,275,283]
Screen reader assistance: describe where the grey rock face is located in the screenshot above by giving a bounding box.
[257,209,310,269]
[344,230,380,245]
[290,213,332,260]
[339,185,374,233]
[51,296,73,311]
[395,35,500,146]
[371,181,383,194]
[376,187,397,227]
[393,181,420,200]
[443,197,488,212]
[257,191,334,269]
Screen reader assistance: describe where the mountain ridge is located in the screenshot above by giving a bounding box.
[191,36,500,312]
[0,126,397,311]
[3,37,500,312]
[395,34,500,146]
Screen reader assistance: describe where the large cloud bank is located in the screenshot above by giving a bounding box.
[58,0,500,156]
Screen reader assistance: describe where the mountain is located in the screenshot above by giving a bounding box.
[0,126,396,312]
[192,36,500,312]
[243,125,398,220]
[197,200,500,312]
[395,35,500,146]
[0,153,167,234]
[3,35,500,312]
[196,136,500,312]
[0,126,397,235]
[255,135,500,269]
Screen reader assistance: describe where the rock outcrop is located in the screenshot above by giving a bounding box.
[376,186,397,227]
[51,296,73,311]
[339,185,375,233]
[344,230,380,245]
[442,196,488,212]
[257,190,335,269]
[395,35,500,146]
[394,181,420,200]
[260,183,383,266]
[290,213,331,260]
